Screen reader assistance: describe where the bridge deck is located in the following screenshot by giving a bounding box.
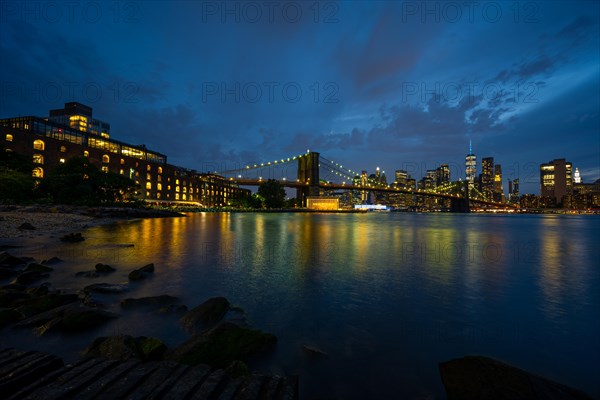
[0,348,297,400]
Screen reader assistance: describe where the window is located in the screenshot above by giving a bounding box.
[146,173,151,180]
[101,166,109,173]
[175,179,180,185]
[183,194,187,200]
[183,187,187,193]
[102,154,110,163]
[176,186,180,192]
[158,167,162,174]
[157,175,162,182]
[120,158,125,165]
[60,146,66,152]
[33,154,44,164]
[33,139,44,150]
[5,134,13,142]
[83,150,89,157]
[119,169,124,175]
[175,193,180,200]
[32,167,44,178]
[157,193,161,199]
[147,165,151,171]
[146,182,152,190]
[157,183,162,191]
[59,158,65,163]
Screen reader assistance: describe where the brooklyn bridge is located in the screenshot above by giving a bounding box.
[217,151,514,213]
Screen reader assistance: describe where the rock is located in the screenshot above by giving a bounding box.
[167,321,277,367]
[18,222,36,230]
[0,267,20,279]
[14,271,50,285]
[1,283,26,291]
[95,263,116,272]
[302,345,328,357]
[180,297,230,333]
[24,263,54,273]
[41,257,63,265]
[120,295,180,310]
[128,263,155,281]
[0,289,31,307]
[0,251,26,267]
[43,307,118,333]
[439,355,593,400]
[84,283,129,294]
[84,335,166,362]
[16,303,78,328]
[0,308,21,327]
[60,232,84,242]
[75,271,100,278]
[14,293,79,318]
[25,285,50,296]
[225,360,250,378]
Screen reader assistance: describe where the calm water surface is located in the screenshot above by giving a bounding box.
[4,213,600,399]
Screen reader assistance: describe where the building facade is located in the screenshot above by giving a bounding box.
[1,103,250,207]
[540,158,573,203]
[465,141,476,189]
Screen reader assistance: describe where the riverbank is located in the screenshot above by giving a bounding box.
[0,205,184,242]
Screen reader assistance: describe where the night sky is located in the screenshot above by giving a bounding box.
[1,1,598,194]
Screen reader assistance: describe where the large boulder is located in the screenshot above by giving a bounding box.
[180,297,230,333]
[128,263,155,281]
[167,321,277,368]
[36,306,119,335]
[439,355,593,400]
[0,252,26,267]
[83,283,129,294]
[24,263,54,273]
[84,335,167,362]
[13,293,79,318]
[14,271,50,285]
[95,263,116,273]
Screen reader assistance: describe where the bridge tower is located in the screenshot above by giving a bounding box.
[450,180,470,213]
[297,151,320,206]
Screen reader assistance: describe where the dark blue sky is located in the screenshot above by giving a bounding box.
[1,1,598,194]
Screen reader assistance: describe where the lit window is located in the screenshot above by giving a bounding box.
[102,154,110,163]
[59,158,65,163]
[147,165,151,171]
[146,191,150,197]
[146,182,152,190]
[33,154,44,164]
[175,193,180,200]
[101,166,109,173]
[84,150,89,157]
[120,158,125,165]
[33,139,44,150]
[158,167,162,174]
[32,167,44,178]
[135,171,139,177]
[183,187,187,193]
[146,173,151,180]
[183,194,187,200]
[167,185,171,190]
[175,179,180,185]
[60,145,66,152]
[157,183,162,191]
[119,169,124,175]
[176,186,180,192]
[5,134,13,142]
[157,175,162,182]
[157,193,161,199]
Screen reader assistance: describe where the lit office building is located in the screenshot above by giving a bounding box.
[481,157,494,200]
[494,164,504,202]
[465,140,476,188]
[540,158,573,203]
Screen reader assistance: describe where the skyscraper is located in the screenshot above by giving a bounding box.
[481,157,494,200]
[465,140,476,189]
[494,164,504,202]
[436,164,450,186]
[574,167,582,183]
[540,159,573,202]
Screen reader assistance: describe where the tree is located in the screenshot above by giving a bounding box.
[39,157,137,205]
[257,179,285,208]
[0,146,36,203]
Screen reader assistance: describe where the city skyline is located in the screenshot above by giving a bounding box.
[1,1,598,195]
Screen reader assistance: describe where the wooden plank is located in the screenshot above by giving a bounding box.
[260,376,282,400]
[190,369,228,399]
[75,359,140,400]
[26,358,115,400]
[6,366,70,400]
[233,375,266,400]
[145,363,190,399]
[158,364,212,399]
[91,361,159,399]
[0,353,63,396]
[126,361,181,400]
[0,351,46,374]
[215,377,244,400]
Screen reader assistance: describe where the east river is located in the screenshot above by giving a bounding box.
[4,212,600,399]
